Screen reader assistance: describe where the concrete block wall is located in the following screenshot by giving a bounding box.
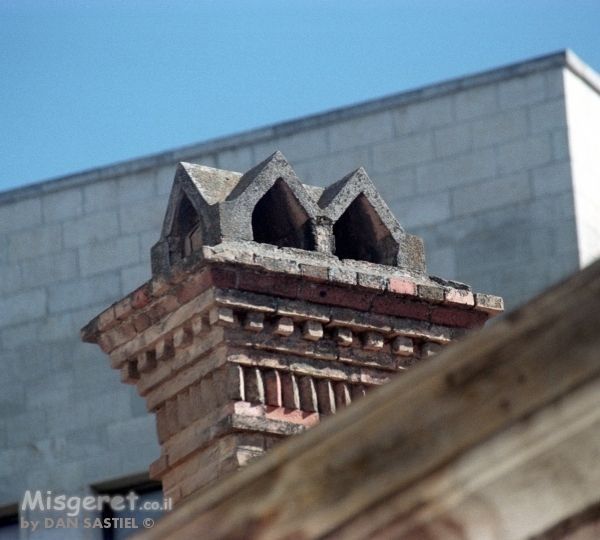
[1,51,599,535]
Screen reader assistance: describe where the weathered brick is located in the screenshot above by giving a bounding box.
[209,306,236,327]
[224,364,244,401]
[149,454,169,480]
[391,336,414,356]
[244,367,266,405]
[430,307,488,329]
[316,379,336,415]
[131,311,152,333]
[299,263,328,282]
[264,370,282,407]
[173,326,193,348]
[244,312,265,332]
[357,273,387,290]
[298,283,374,311]
[298,376,318,413]
[147,294,180,323]
[444,288,475,307]
[98,306,117,332]
[371,297,429,320]
[120,361,139,384]
[155,338,174,361]
[165,398,179,437]
[238,271,299,299]
[328,266,357,286]
[114,296,134,320]
[155,406,169,444]
[388,278,417,296]
[132,284,152,309]
[362,331,384,351]
[138,350,157,373]
[177,268,237,304]
[274,317,295,337]
[280,372,300,410]
[150,275,171,297]
[417,284,445,303]
[360,368,392,386]
[302,320,323,341]
[177,389,193,429]
[474,293,504,315]
[334,382,351,408]
[333,327,353,347]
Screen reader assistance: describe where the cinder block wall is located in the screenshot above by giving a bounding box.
[0,51,598,526]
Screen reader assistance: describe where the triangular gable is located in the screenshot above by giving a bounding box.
[219,151,319,242]
[318,168,404,236]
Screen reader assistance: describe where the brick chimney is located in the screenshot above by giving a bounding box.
[81,152,503,506]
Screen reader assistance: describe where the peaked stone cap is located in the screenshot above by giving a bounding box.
[151,151,426,277]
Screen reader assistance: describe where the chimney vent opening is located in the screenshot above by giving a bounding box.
[252,178,314,250]
[171,192,202,263]
[333,194,399,265]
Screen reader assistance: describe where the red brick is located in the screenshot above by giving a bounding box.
[177,268,214,305]
[264,370,282,407]
[211,267,238,288]
[430,307,488,329]
[371,296,429,320]
[132,284,152,309]
[388,278,417,296]
[147,294,180,323]
[177,267,237,304]
[131,311,152,333]
[238,271,299,299]
[298,283,373,311]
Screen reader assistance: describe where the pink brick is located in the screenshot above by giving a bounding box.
[388,278,417,296]
[264,406,319,427]
[444,288,475,307]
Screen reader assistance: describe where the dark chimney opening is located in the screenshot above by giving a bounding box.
[252,178,314,250]
[333,194,398,265]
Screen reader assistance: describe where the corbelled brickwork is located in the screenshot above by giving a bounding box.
[82,152,502,505]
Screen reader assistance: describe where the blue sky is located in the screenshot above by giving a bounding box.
[1,0,600,193]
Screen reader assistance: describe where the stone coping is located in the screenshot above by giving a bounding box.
[81,241,503,345]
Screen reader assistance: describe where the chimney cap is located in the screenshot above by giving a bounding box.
[150,152,426,276]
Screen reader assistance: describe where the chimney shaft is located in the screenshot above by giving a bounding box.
[81,152,503,505]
